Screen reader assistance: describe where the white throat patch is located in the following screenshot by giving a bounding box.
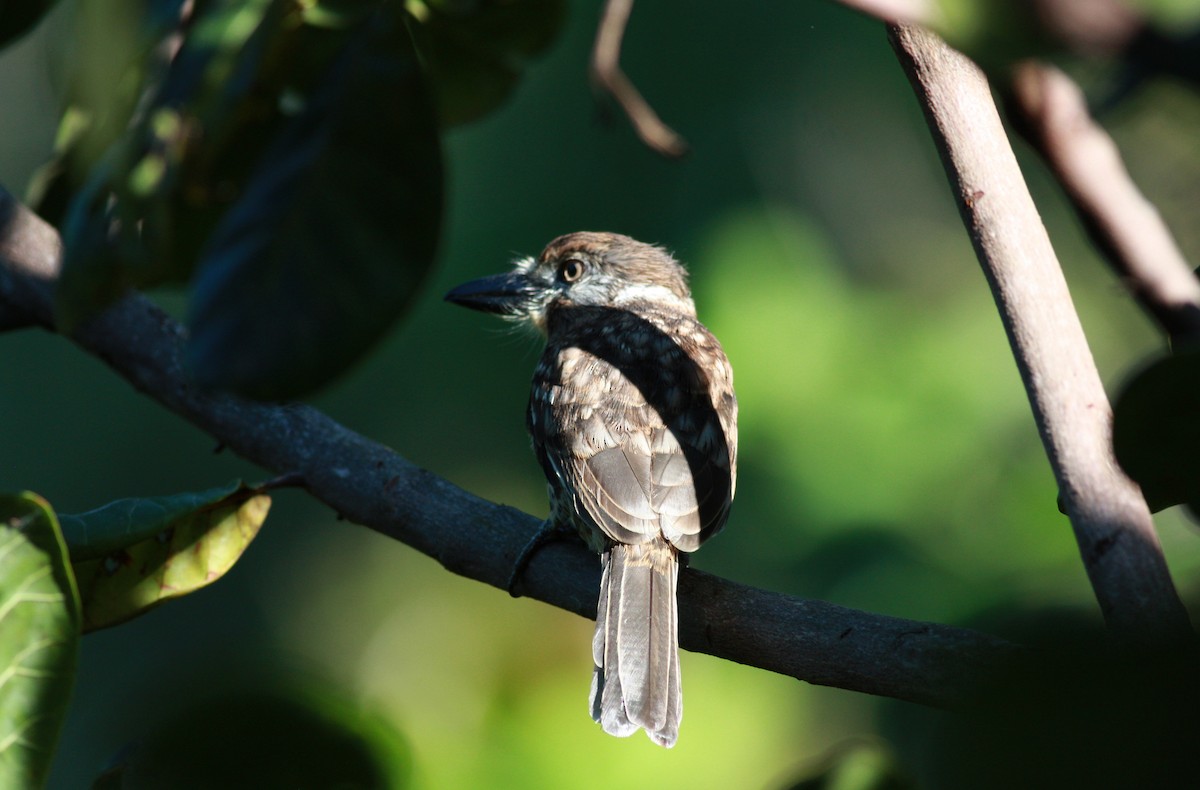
[613,283,696,315]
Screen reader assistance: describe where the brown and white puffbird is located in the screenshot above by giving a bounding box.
[445,232,737,747]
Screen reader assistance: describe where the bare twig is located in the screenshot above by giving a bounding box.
[0,186,1017,708]
[590,0,688,158]
[888,25,1193,648]
[1007,61,1200,345]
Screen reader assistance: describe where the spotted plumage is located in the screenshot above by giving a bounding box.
[446,232,737,747]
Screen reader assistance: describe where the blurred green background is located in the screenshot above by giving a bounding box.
[3,1,1200,787]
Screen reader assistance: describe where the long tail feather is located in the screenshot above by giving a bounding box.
[590,540,681,746]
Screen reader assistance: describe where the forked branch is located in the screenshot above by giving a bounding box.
[1007,61,1200,345]
[889,24,1192,648]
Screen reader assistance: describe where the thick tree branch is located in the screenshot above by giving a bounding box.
[889,25,1193,648]
[590,0,688,158]
[0,186,1016,709]
[1006,62,1200,345]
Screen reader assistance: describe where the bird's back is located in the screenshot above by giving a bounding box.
[528,301,737,554]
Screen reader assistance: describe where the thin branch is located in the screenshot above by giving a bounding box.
[0,185,1017,709]
[590,0,688,158]
[888,25,1193,649]
[1006,61,1200,345]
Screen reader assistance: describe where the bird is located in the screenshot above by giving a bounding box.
[444,231,737,747]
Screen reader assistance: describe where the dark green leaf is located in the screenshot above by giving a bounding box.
[411,0,566,125]
[1112,349,1200,512]
[301,0,383,29]
[55,151,152,331]
[53,2,446,396]
[39,0,172,223]
[67,483,270,632]
[0,493,80,790]
[60,479,245,560]
[26,107,94,223]
[185,7,443,399]
[54,0,285,328]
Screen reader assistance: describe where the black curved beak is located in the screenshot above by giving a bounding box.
[444,271,537,315]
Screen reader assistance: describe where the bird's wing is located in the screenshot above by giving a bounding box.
[530,328,734,552]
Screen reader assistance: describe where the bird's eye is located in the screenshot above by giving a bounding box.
[559,258,586,283]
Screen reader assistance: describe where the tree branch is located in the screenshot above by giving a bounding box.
[590,0,688,158]
[0,186,1017,709]
[1006,61,1200,345]
[0,194,61,331]
[835,0,1200,104]
[888,25,1193,648]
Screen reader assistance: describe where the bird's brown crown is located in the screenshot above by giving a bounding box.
[538,232,692,304]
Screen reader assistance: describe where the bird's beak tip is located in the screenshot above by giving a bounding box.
[444,271,533,315]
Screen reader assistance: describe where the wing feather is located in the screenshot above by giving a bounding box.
[530,309,735,552]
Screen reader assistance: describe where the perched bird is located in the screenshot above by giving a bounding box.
[445,232,737,747]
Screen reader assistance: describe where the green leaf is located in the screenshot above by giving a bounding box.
[39,0,173,224]
[25,106,95,223]
[54,2,444,396]
[0,493,81,790]
[1112,349,1200,512]
[124,0,287,283]
[67,483,270,632]
[60,479,246,560]
[0,1,56,50]
[54,0,285,329]
[55,153,145,331]
[300,0,382,29]
[185,7,443,399]
[410,0,566,125]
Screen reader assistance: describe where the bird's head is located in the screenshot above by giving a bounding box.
[445,232,696,335]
